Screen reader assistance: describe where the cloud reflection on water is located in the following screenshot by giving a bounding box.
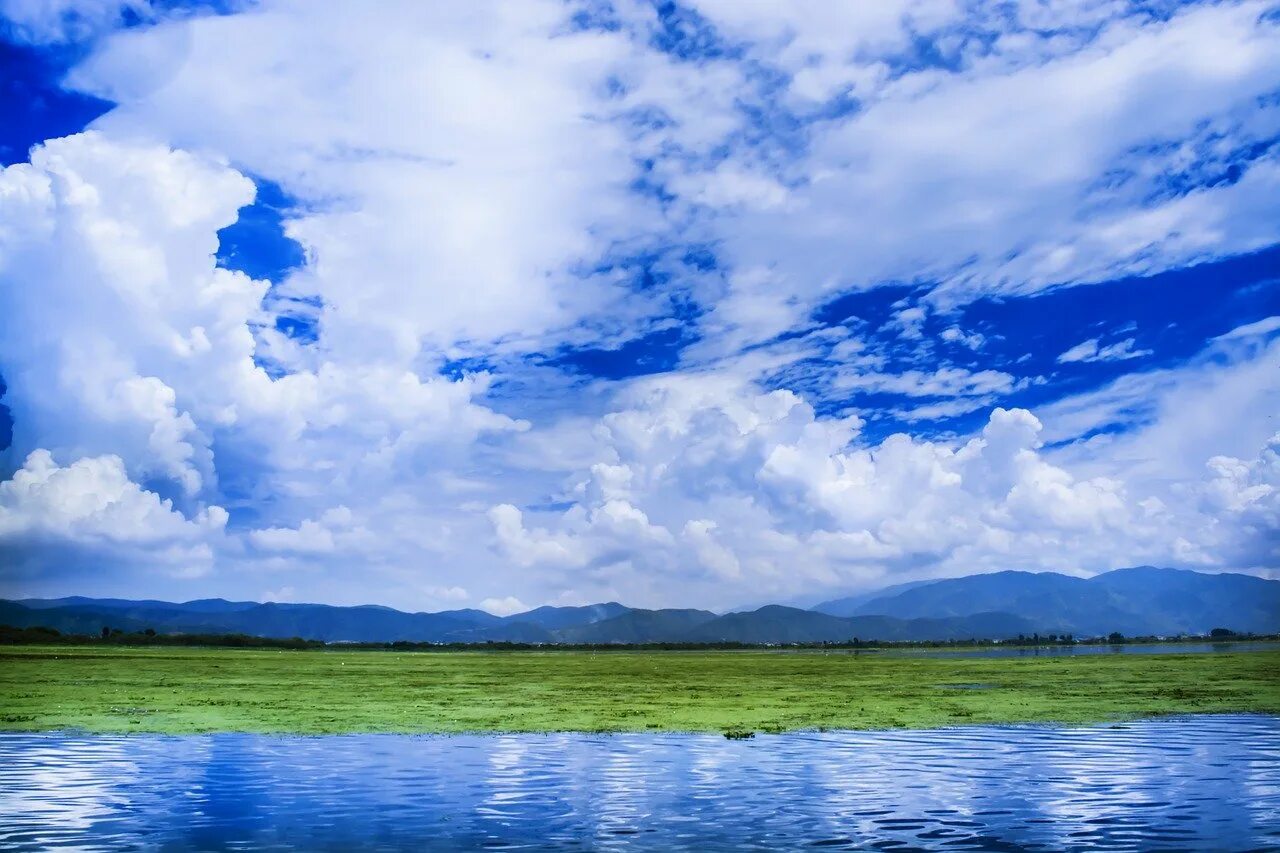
[1,715,1277,850]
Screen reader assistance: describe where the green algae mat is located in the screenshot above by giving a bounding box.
[2,645,1277,735]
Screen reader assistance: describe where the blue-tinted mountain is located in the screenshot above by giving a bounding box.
[2,567,1275,643]
[683,606,1038,644]
[17,596,259,613]
[683,606,856,643]
[558,608,717,643]
[439,621,555,644]
[1,600,167,635]
[505,602,630,630]
[0,600,504,643]
[811,580,941,618]
[836,567,1280,636]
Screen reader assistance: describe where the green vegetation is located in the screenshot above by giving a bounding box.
[2,644,1278,735]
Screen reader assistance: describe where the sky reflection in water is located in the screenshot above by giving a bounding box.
[2,715,1278,851]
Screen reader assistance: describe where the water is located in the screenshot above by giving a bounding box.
[2,715,1277,851]
[877,641,1280,659]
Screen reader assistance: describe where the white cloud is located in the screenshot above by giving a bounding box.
[0,449,225,542]
[1039,333,1280,483]
[1192,434,1280,569]
[60,1,1280,362]
[0,132,256,497]
[1057,337,1152,364]
[893,397,997,423]
[488,503,587,569]
[423,585,469,604]
[485,373,1184,606]
[673,1,1280,350]
[489,362,1280,606]
[478,596,528,618]
[1214,315,1280,341]
[248,507,359,555]
[0,0,149,44]
[262,585,296,602]
[835,366,1026,398]
[0,130,527,598]
[66,0,667,358]
[1,1,1276,607]
[885,306,928,341]
[940,326,986,351]
[0,450,225,577]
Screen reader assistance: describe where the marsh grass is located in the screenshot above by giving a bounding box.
[1,645,1277,735]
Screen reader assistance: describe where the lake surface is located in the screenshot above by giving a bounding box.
[878,641,1280,659]
[2,715,1277,851]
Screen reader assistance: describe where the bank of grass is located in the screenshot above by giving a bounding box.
[2,644,1277,735]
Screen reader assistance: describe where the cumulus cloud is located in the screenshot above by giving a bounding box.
[489,369,1280,606]
[479,596,529,617]
[0,130,525,596]
[248,507,359,556]
[262,585,296,602]
[0,132,256,497]
[0,449,225,541]
[1174,434,1280,570]
[65,0,669,357]
[1,0,1277,607]
[487,377,1125,605]
[0,449,225,578]
[423,585,469,604]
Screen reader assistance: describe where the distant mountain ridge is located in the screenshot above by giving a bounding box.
[812,566,1280,636]
[4,567,1277,644]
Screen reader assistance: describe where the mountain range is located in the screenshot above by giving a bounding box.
[4,567,1277,645]
[812,566,1280,636]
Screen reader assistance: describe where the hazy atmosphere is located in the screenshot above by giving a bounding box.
[1,0,1278,613]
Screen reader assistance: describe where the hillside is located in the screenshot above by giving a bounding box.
[682,606,1039,644]
[822,567,1280,636]
[558,609,718,643]
[5,567,1277,644]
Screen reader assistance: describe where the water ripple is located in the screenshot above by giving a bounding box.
[1,715,1277,851]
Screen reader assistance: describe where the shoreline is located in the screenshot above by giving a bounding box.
[6,710,1280,740]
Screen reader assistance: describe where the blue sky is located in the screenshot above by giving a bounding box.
[0,0,1277,612]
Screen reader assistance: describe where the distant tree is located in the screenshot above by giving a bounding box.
[1209,627,1236,638]
[1108,631,1125,644]
[101,626,110,639]
[144,628,156,637]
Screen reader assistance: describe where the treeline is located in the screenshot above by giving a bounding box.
[0,625,322,650]
[2,623,1274,651]
[0,625,827,650]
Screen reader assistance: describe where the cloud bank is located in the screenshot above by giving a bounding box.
[0,0,1277,608]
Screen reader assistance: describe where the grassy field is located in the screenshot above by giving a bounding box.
[2,644,1277,735]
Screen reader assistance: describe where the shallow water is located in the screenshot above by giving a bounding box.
[879,641,1280,659]
[2,715,1278,851]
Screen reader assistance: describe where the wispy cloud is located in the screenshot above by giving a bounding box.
[1058,337,1153,364]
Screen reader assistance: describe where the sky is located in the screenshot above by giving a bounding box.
[0,0,1277,614]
